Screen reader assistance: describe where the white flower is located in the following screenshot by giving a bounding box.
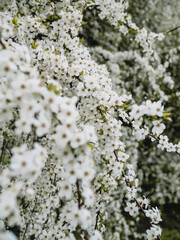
[146,225,162,240]
[157,135,169,150]
[152,120,165,136]
[80,208,92,229]
[130,104,144,120]
[90,230,103,240]
[52,125,73,149]
[124,202,138,216]
[126,187,137,199]
[83,124,98,143]
[0,231,17,240]
[0,191,17,219]
[62,163,82,184]
[58,180,72,199]
[66,205,80,228]
[26,188,35,199]
[118,151,129,162]
[82,187,94,206]
[35,113,50,137]
[166,142,176,152]
[127,164,135,176]
[10,144,46,182]
[146,101,164,117]
[70,132,86,148]
[145,207,162,224]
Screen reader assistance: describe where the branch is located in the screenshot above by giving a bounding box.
[0,39,6,49]
[84,230,89,240]
[114,150,162,240]
[125,117,180,157]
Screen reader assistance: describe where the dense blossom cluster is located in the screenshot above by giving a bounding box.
[0,0,179,240]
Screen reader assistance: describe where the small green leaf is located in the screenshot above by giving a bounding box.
[87,142,94,149]
[81,21,87,25]
[3,132,9,139]
[118,20,123,26]
[12,18,18,25]
[163,112,171,117]
[99,129,104,135]
[120,103,129,110]
[128,28,138,35]
[47,83,61,95]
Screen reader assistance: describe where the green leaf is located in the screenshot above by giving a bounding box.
[31,41,39,49]
[12,18,18,25]
[120,103,129,110]
[12,18,19,28]
[47,83,61,95]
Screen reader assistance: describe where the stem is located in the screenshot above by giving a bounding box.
[95,210,100,230]
[0,39,6,49]
[76,180,82,209]
[134,198,161,240]
[133,198,152,228]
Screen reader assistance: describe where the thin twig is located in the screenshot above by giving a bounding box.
[94,187,102,230]
[23,197,37,239]
[76,180,82,209]
[76,180,89,240]
[73,75,83,82]
[0,139,7,164]
[7,145,13,157]
[166,25,180,34]
[134,198,152,228]
[95,210,100,230]
[97,106,104,116]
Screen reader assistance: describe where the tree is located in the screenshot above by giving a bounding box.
[0,1,179,240]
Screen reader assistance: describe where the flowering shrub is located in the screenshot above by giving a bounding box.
[0,1,179,240]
